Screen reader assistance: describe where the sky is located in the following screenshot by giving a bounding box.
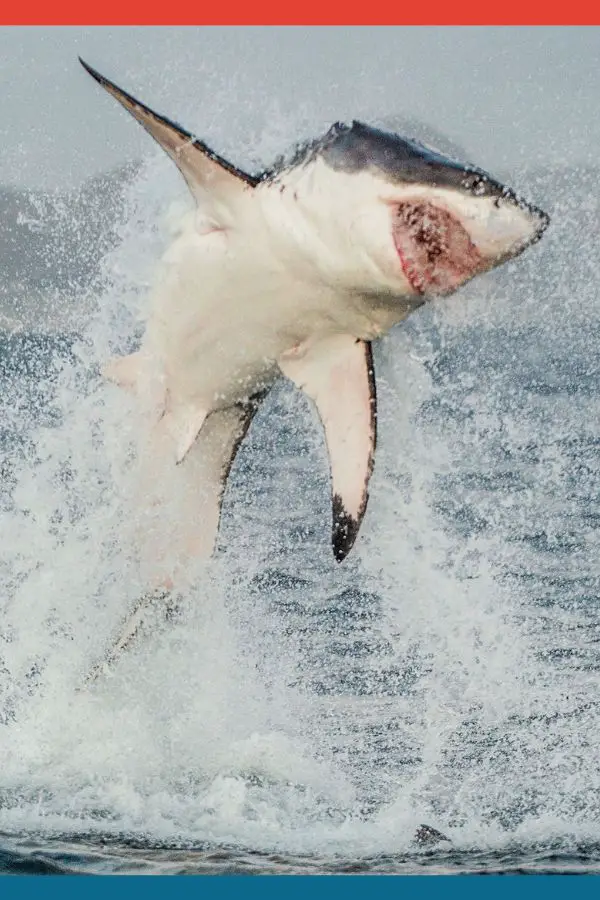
[0,27,598,190]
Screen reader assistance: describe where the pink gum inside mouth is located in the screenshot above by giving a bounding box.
[392,200,484,295]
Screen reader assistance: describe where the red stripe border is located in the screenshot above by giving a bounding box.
[2,6,600,25]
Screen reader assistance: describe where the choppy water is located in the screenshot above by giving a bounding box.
[1,151,600,874]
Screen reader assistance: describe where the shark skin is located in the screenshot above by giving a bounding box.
[79,59,549,679]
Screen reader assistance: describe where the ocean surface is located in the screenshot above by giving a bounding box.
[1,155,600,875]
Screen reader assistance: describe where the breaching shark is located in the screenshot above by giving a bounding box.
[79,59,548,677]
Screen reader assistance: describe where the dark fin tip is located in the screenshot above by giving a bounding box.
[332,493,361,563]
[79,57,103,83]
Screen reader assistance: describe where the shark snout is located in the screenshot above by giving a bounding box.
[389,185,549,297]
[462,192,550,267]
[519,199,550,245]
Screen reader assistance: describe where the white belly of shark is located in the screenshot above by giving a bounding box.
[78,59,549,681]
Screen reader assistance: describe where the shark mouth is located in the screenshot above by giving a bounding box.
[393,201,483,295]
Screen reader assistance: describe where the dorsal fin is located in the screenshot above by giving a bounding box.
[79,58,258,212]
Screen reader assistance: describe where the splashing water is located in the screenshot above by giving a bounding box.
[1,134,600,873]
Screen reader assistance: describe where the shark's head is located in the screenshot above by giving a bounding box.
[272,121,549,299]
[76,58,549,305]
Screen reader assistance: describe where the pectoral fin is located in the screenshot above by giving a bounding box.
[79,58,257,222]
[279,335,377,562]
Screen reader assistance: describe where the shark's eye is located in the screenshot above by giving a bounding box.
[463,173,488,196]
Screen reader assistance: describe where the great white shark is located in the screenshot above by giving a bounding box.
[79,59,548,678]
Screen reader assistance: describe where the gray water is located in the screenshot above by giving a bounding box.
[0,156,600,874]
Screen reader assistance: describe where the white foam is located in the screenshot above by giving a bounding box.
[1,120,599,859]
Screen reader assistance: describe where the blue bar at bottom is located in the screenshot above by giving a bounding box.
[1,874,599,893]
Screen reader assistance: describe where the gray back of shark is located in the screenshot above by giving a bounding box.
[271,119,543,220]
